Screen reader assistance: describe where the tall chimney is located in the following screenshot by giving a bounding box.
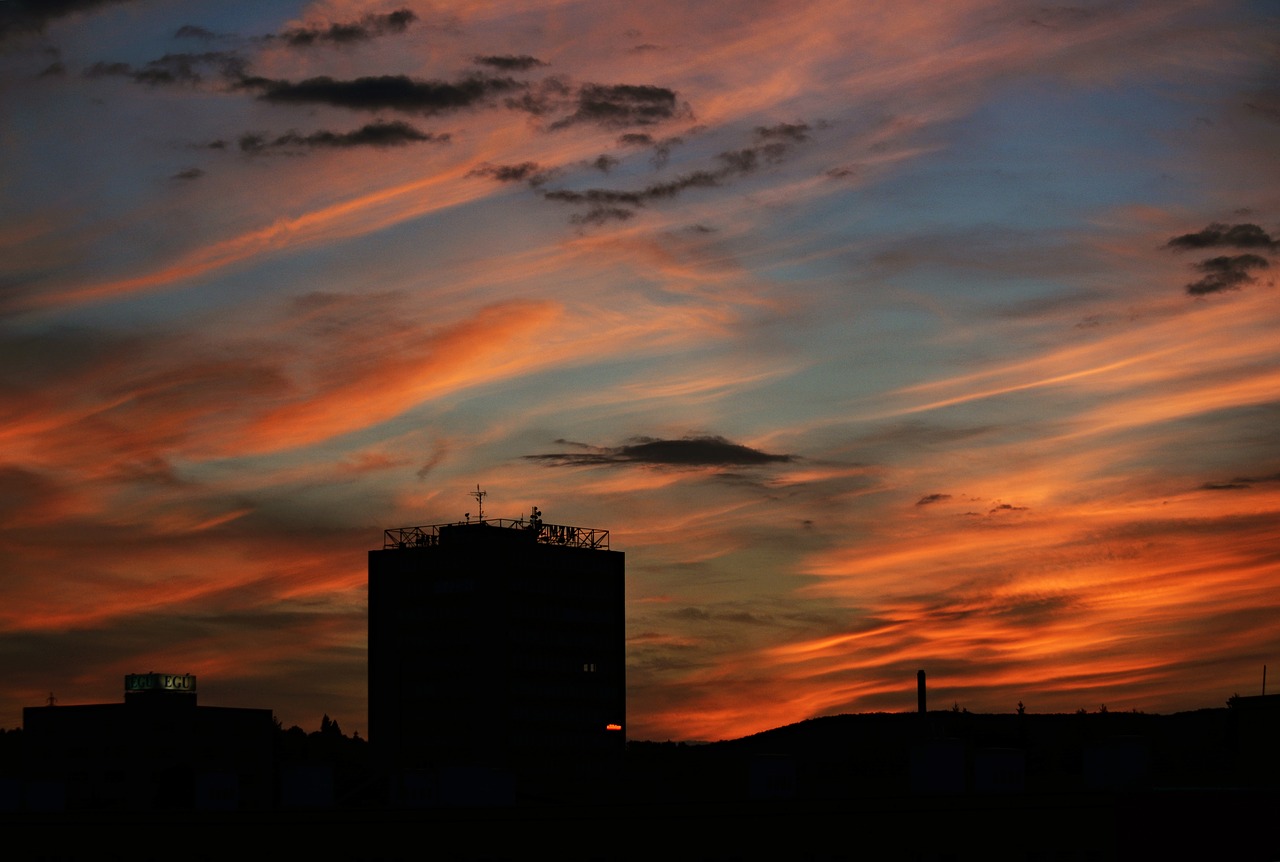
[917,669,927,714]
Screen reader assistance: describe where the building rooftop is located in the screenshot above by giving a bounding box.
[382,507,610,551]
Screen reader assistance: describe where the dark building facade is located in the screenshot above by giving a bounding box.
[369,509,624,794]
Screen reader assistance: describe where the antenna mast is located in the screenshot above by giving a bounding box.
[469,484,487,522]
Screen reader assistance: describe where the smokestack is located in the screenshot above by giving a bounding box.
[917,669,927,714]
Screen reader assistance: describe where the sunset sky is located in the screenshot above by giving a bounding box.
[1,0,1277,741]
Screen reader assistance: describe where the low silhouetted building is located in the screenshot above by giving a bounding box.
[21,673,274,811]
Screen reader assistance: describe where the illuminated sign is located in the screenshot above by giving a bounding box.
[125,673,197,694]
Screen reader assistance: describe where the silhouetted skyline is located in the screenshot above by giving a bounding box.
[1,1,1279,742]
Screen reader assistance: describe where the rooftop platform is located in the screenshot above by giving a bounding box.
[382,516,610,551]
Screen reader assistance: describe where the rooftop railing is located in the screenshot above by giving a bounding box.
[382,517,609,551]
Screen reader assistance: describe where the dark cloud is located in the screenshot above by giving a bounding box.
[543,188,642,207]
[501,76,572,117]
[1165,223,1277,296]
[0,0,132,40]
[1027,6,1106,30]
[143,52,247,84]
[668,606,773,626]
[672,607,712,621]
[415,447,446,480]
[755,122,811,143]
[174,24,217,40]
[39,62,67,77]
[468,161,550,183]
[237,121,445,153]
[915,493,951,506]
[718,611,772,626]
[618,133,654,146]
[539,126,809,221]
[473,54,545,71]
[540,166,727,221]
[989,594,1075,622]
[172,167,204,180]
[543,167,728,208]
[988,502,1029,514]
[275,9,416,47]
[238,73,521,114]
[502,92,552,116]
[716,148,760,173]
[650,136,684,167]
[1185,253,1269,296]
[525,435,793,468]
[1167,222,1277,251]
[550,83,685,129]
[1245,98,1280,125]
[83,61,132,78]
[84,52,245,85]
[570,207,636,225]
[1200,472,1280,491]
[591,154,619,173]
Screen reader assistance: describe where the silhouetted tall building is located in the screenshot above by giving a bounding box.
[368,506,624,796]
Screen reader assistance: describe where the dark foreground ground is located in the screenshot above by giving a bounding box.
[3,786,1277,861]
[5,706,1278,859]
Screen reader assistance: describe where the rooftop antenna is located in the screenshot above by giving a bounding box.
[46,692,56,707]
[469,484,487,523]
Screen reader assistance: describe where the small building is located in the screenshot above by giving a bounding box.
[21,673,275,811]
[1233,693,1280,785]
